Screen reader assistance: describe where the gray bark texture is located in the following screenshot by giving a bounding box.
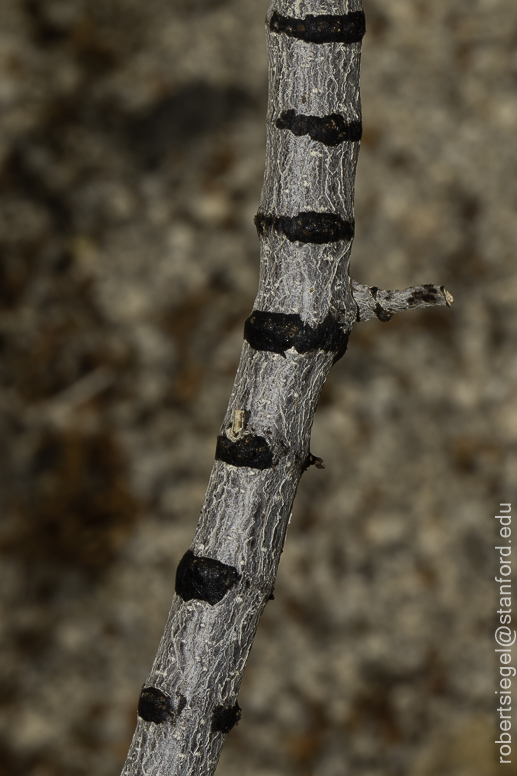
[121,2,449,775]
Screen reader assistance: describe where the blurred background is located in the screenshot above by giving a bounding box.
[1,0,516,774]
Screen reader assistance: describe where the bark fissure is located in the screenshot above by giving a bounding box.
[120,2,451,774]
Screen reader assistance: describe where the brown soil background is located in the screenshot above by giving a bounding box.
[1,1,516,774]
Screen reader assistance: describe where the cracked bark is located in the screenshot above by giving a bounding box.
[120,2,452,775]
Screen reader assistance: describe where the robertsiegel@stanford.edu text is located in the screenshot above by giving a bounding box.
[495,503,514,764]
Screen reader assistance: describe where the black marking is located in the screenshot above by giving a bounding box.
[244,310,350,362]
[407,284,442,306]
[276,110,362,147]
[216,434,274,470]
[367,286,392,322]
[175,550,241,605]
[138,687,173,724]
[270,11,366,44]
[212,702,242,734]
[374,303,393,323]
[303,452,325,471]
[254,212,354,244]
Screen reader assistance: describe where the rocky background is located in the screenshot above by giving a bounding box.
[1,0,516,774]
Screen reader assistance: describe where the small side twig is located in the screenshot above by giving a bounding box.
[352,281,454,323]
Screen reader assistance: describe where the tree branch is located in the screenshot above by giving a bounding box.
[120,2,451,775]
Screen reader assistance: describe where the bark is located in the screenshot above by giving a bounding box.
[120,2,450,775]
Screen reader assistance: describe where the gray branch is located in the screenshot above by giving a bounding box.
[120,1,450,775]
[352,280,454,322]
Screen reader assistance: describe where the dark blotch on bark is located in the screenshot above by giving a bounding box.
[244,310,350,361]
[176,550,241,605]
[303,452,325,471]
[138,687,174,724]
[270,11,366,44]
[276,110,362,147]
[254,211,354,244]
[374,303,393,322]
[216,434,274,470]
[211,702,242,734]
[407,284,441,305]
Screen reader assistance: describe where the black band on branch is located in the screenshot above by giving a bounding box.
[275,110,362,146]
[175,550,241,605]
[254,212,354,244]
[138,687,174,724]
[211,702,242,734]
[269,11,366,44]
[216,434,274,470]
[245,310,350,362]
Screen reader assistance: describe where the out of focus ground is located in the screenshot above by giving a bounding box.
[0,1,516,774]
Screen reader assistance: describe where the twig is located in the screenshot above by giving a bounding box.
[352,281,453,323]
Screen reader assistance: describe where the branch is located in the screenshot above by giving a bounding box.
[352,280,454,323]
[120,2,450,775]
